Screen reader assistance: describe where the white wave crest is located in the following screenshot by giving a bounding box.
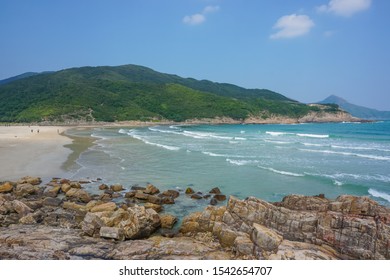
[331,145,390,152]
[333,180,343,186]
[148,127,182,135]
[305,172,390,184]
[266,131,290,136]
[226,159,259,166]
[202,151,255,158]
[130,135,180,151]
[302,143,327,147]
[258,166,305,177]
[300,149,390,161]
[182,130,233,140]
[297,133,329,138]
[368,189,390,203]
[264,139,291,145]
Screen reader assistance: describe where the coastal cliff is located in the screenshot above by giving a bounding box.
[1,177,389,260]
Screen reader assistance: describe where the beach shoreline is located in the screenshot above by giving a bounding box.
[0,125,74,181]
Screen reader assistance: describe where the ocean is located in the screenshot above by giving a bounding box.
[66,121,390,217]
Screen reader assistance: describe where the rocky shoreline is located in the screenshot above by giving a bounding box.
[1,176,389,260]
[2,109,366,127]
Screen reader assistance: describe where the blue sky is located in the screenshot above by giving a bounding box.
[1,0,389,110]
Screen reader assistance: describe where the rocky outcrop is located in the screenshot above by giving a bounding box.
[243,109,361,124]
[82,206,161,239]
[1,176,389,260]
[180,194,390,260]
[0,224,232,260]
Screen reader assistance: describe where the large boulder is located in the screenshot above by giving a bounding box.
[61,183,72,193]
[17,176,41,185]
[12,200,33,217]
[134,191,149,200]
[69,182,82,189]
[81,212,105,237]
[120,206,161,239]
[144,203,163,213]
[161,190,180,199]
[280,194,329,211]
[110,184,124,192]
[144,184,160,195]
[213,194,226,201]
[0,182,14,193]
[14,183,39,197]
[209,187,221,194]
[100,226,125,241]
[251,223,283,252]
[84,206,161,240]
[43,185,61,198]
[331,195,380,216]
[66,188,92,203]
[160,214,177,229]
[62,201,87,212]
[146,195,162,205]
[42,197,62,207]
[90,202,117,213]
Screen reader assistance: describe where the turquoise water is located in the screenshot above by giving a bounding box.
[67,121,390,214]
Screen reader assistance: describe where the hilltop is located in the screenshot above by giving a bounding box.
[320,95,390,120]
[0,64,354,123]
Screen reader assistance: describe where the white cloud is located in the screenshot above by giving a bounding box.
[270,14,315,39]
[183,14,206,25]
[203,5,220,14]
[183,5,220,26]
[317,0,372,17]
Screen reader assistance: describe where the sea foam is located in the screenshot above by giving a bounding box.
[368,189,390,203]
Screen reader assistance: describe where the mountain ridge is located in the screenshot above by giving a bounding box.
[0,64,355,123]
[319,95,390,120]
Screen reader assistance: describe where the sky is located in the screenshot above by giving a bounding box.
[1,0,389,110]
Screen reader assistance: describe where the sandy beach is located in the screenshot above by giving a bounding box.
[0,126,73,181]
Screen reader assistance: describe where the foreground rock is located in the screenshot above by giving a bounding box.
[1,176,389,260]
[180,194,390,260]
[82,206,161,239]
[0,224,232,260]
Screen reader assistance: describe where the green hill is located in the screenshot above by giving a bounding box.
[0,64,337,123]
[0,72,39,85]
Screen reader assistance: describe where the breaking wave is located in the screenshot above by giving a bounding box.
[258,166,305,177]
[300,149,390,161]
[368,189,390,203]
